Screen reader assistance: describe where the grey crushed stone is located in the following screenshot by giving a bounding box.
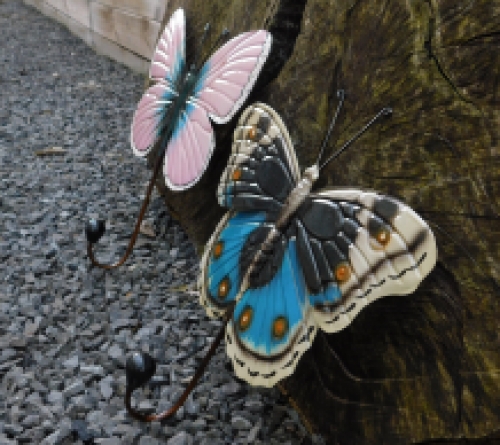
[0,1,325,444]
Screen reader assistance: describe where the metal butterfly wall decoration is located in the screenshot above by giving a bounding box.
[124,93,438,421]
[85,8,272,267]
[131,8,272,191]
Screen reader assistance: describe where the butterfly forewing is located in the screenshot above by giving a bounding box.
[304,190,437,333]
[218,103,300,211]
[149,8,185,82]
[194,31,272,125]
[130,10,185,157]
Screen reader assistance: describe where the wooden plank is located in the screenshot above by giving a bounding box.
[23,0,92,46]
[23,0,43,8]
[92,0,167,22]
[45,0,91,28]
[22,0,152,74]
[91,32,150,74]
[90,2,161,59]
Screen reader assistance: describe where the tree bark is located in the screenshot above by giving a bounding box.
[151,1,500,443]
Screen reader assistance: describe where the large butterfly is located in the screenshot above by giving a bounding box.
[130,8,272,191]
[198,102,437,387]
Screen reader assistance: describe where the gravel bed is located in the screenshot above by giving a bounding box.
[0,1,324,444]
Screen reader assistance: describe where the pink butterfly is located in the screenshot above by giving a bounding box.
[130,8,272,191]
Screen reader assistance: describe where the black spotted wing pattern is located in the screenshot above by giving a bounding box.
[217,103,300,217]
[295,189,437,333]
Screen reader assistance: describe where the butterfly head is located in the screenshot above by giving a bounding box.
[303,164,319,183]
[195,27,231,71]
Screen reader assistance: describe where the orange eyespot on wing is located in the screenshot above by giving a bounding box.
[238,306,253,332]
[334,262,351,283]
[272,316,288,339]
[218,277,231,299]
[247,125,257,140]
[232,169,242,181]
[213,240,224,259]
[376,229,391,246]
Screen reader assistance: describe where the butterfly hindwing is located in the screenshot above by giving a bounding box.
[130,82,178,156]
[199,210,318,387]
[226,239,317,387]
[163,102,215,190]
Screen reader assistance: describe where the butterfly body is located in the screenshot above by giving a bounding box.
[153,70,204,159]
[131,8,272,190]
[199,103,437,387]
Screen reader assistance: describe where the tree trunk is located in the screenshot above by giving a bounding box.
[151,1,500,443]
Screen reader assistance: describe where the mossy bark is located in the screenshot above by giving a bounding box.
[151,1,500,443]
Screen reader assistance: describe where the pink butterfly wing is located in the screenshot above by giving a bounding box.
[194,30,272,125]
[163,103,215,191]
[149,8,185,82]
[130,9,185,157]
[131,11,271,190]
[130,82,177,156]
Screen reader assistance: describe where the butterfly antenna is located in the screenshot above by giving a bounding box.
[124,303,235,422]
[194,23,211,70]
[315,89,345,166]
[199,28,230,69]
[85,152,164,270]
[319,107,393,170]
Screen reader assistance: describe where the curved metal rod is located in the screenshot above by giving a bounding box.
[87,153,164,270]
[125,303,235,422]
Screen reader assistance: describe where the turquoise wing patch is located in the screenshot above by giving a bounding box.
[199,211,267,317]
[225,239,318,387]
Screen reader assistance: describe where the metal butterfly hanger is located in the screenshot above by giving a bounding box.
[124,91,437,421]
[85,8,272,269]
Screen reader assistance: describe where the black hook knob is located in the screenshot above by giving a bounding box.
[85,218,106,244]
[125,352,157,392]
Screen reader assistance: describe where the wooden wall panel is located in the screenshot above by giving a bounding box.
[90,2,161,59]
[92,32,150,74]
[93,0,166,22]
[24,0,92,46]
[45,0,91,27]
[22,0,168,73]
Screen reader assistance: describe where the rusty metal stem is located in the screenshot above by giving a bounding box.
[125,303,235,422]
[87,153,164,270]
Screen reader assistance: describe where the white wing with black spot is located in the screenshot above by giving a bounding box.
[297,189,437,333]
